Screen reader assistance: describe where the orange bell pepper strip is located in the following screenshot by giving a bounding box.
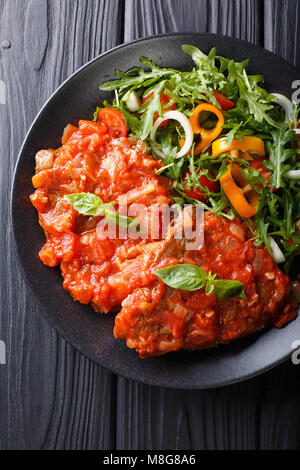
[212,136,265,157]
[220,164,259,218]
[189,103,224,155]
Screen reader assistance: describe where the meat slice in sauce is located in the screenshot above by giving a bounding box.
[31,126,172,313]
[114,213,297,357]
[30,122,298,358]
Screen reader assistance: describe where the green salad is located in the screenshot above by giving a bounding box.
[96,45,300,276]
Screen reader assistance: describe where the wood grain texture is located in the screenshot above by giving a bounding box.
[24,0,49,71]
[264,0,300,68]
[0,0,122,450]
[124,0,263,45]
[116,376,262,450]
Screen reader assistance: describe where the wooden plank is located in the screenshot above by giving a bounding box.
[119,0,265,451]
[116,374,264,450]
[264,0,300,68]
[259,363,300,450]
[0,0,123,450]
[124,0,263,45]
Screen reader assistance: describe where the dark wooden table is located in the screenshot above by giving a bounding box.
[1,0,300,450]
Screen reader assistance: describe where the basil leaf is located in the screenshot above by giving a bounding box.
[154,264,207,291]
[104,209,140,229]
[64,193,112,216]
[212,280,246,299]
[155,264,245,299]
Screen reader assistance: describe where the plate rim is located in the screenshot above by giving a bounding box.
[10,32,299,389]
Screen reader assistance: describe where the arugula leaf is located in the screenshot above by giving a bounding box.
[138,81,165,139]
[221,109,269,145]
[240,165,266,193]
[154,264,245,299]
[254,208,271,254]
[282,189,294,239]
[282,233,300,276]
[99,59,176,93]
[209,190,232,218]
[139,56,159,69]
[93,106,101,122]
[158,129,184,179]
[119,101,140,135]
[182,45,216,69]
[294,189,300,219]
[237,76,279,128]
[265,126,295,189]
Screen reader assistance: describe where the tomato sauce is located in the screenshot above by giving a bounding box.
[114,213,297,357]
[30,120,297,358]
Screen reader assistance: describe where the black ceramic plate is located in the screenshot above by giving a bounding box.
[11,33,300,389]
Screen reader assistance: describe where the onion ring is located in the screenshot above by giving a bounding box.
[150,110,194,159]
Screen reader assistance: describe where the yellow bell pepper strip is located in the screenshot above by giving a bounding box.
[188,103,224,155]
[220,164,259,218]
[212,136,265,157]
